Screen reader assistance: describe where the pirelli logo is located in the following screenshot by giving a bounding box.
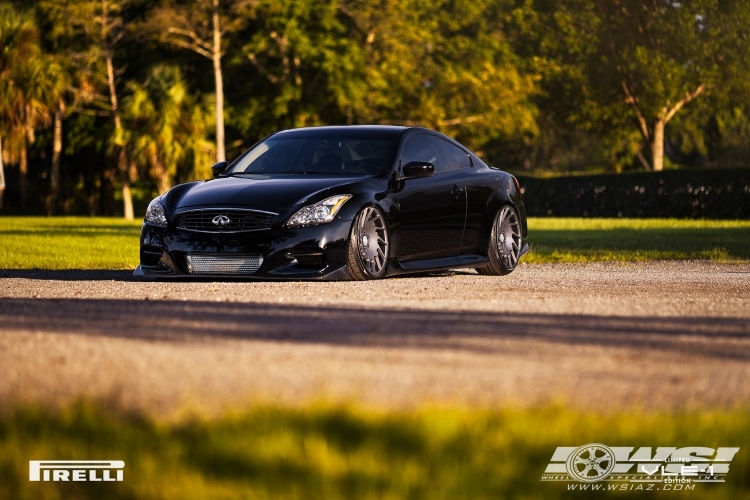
[29,460,125,482]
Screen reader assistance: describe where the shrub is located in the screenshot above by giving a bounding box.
[517,168,750,219]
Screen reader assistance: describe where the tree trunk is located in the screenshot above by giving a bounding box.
[105,53,134,220]
[213,0,225,161]
[119,148,134,219]
[47,107,63,215]
[0,135,5,209]
[151,157,171,195]
[156,175,171,196]
[19,141,28,210]
[651,119,665,172]
[103,0,134,220]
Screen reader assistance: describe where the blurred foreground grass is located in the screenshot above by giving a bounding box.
[525,217,750,263]
[0,217,749,269]
[1,402,748,499]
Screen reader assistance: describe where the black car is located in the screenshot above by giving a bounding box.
[135,125,529,280]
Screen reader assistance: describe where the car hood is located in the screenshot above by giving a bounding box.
[165,174,365,211]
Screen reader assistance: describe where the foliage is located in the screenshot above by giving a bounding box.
[518,167,750,218]
[340,0,539,152]
[118,65,215,193]
[2,0,750,214]
[0,4,68,171]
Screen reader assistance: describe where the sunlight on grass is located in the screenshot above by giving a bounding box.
[0,216,748,269]
[1,402,748,499]
[525,217,750,263]
[0,217,142,270]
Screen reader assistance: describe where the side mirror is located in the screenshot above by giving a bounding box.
[402,161,434,179]
[211,161,228,178]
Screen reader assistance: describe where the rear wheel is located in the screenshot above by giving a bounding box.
[476,205,522,276]
[348,206,389,280]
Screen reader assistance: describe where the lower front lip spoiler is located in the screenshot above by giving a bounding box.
[133,263,352,281]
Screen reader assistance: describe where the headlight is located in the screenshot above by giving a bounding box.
[286,195,352,227]
[144,196,167,226]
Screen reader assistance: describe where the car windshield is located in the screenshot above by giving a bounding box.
[228,132,397,176]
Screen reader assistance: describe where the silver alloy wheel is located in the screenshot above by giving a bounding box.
[356,207,389,276]
[494,206,522,269]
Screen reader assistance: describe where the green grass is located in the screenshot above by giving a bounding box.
[0,217,748,269]
[526,217,750,263]
[1,402,748,499]
[0,217,141,270]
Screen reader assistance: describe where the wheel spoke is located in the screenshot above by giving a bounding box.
[356,208,388,277]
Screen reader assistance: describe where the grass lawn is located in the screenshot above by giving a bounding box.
[525,217,750,263]
[1,402,748,499]
[0,216,748,269]
[0,217,142,270]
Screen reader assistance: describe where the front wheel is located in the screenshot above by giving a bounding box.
[476,205,522,276]
[347,206,390,280]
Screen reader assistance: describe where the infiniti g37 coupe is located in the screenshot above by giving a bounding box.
[135,125,529,280]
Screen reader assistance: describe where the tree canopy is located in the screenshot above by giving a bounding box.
[0,0,748,215]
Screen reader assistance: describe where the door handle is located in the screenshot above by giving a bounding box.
[451,185,465,198]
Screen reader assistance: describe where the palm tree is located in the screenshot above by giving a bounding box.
[21,55,69,211]
[118,65,214,194]
[0,4,69,210]
[0,3,38,209]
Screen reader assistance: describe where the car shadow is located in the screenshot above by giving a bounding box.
[1,297,749,361]
[0,268,479,282]
[0,270,138,281]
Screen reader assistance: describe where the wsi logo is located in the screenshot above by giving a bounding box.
[29,460,125,482]
[541,444,739,486]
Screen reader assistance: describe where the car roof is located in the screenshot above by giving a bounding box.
[275,125,408,136]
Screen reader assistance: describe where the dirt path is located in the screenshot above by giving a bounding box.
[1,261,749,415]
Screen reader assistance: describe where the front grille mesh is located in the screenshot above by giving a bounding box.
[186,254,263,275]
[175,209,276,233]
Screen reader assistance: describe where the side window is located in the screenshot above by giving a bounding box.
[440,139,471,171]
[400,134,447,173]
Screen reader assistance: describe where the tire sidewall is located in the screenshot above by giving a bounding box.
[349,206,389,279]
[489,205,520,275]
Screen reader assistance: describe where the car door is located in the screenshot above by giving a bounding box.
[438,140,491,253]
[394,134,467,261]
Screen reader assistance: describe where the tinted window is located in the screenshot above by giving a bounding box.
[400,134,448,173]
[440,139,471,171]
[229,133,397,176]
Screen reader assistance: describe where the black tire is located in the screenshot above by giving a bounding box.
[347,206,389,280]
[476,205,522,276]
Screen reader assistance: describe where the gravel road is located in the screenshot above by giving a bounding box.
[1,261,749,415]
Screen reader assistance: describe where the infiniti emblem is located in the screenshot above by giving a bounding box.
[212,215,231,226]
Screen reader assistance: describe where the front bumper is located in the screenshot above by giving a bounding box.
[136,217,353,280]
